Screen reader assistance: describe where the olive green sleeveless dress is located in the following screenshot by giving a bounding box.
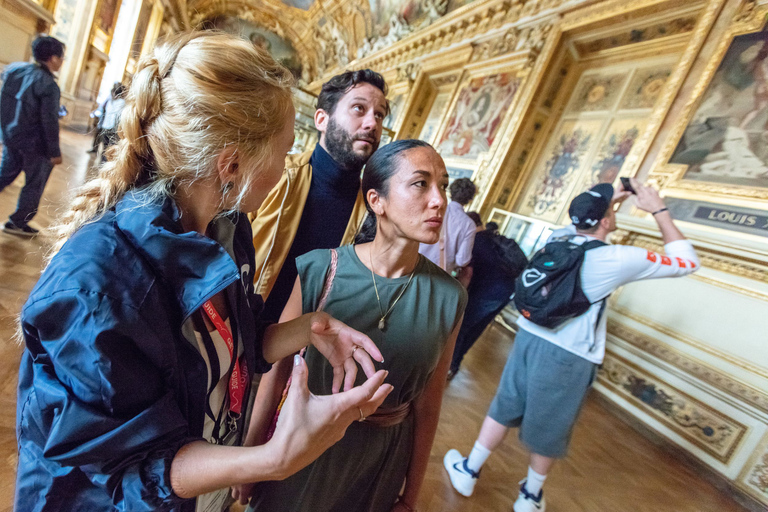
[250,244,466,512]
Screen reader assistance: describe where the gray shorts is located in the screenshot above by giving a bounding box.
[487,328,597,458]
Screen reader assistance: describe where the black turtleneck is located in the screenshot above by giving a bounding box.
[262,143,362,322]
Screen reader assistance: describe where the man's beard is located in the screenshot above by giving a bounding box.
[324,117,379,172]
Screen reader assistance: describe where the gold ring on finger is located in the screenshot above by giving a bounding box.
[358,407,365,422]
[351,345,359,357]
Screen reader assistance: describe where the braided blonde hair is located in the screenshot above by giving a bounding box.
[49,31,294,255]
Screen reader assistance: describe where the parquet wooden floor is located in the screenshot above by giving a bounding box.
[0,130,748,512]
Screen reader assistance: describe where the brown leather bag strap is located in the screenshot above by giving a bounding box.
[363,402,412,428]
[317,248,338,312]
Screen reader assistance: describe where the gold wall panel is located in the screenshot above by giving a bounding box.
[436,72,522,163]
[738,429,768,505]
[607,319,768,414]
[315,1,768,507]
[599,352,748,463]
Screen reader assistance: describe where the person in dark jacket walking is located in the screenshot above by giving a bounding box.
[0,35,64,237]
[447,222,527,380]
[15,32,393,512]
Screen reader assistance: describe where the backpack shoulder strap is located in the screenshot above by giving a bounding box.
[581,239,607,251]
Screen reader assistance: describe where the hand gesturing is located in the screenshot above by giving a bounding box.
[308,311,384,393]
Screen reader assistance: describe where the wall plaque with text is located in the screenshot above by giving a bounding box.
[665,198,768,238]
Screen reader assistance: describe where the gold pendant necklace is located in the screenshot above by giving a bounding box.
[369,247,416,331]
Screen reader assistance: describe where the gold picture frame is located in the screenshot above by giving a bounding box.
[433,55,533,168]
[649,1,768,205]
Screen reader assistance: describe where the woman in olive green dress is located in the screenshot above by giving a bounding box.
[245,139,467,512]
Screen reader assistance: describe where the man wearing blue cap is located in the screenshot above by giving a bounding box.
[444,179,700,512]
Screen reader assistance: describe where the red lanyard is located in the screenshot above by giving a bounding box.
[202,299,248,416]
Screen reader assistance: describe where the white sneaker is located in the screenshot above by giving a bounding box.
[513,479,546,512]
[443,449,479,497]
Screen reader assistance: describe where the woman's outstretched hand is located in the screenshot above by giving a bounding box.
[266,355,393,481]
[308,311,384,393]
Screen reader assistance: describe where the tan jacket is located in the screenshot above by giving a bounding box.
[247,150,368,299]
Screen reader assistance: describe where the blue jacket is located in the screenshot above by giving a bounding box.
[1,62,61,158]
[15,190,271,511]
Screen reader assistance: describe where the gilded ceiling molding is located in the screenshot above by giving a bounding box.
[607,319,768,415]
[733,0,760,24]
[395,62,421,84]
[560,0,694,29]
[432,74,459,86]
[188,0,317,79]
[469,23,552,65]
[344,0,578,80]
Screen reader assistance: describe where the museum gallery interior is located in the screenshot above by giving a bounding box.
[0,0,767,509]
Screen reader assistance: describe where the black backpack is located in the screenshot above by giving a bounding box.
[513,237,606,328]
[491,235,528,279]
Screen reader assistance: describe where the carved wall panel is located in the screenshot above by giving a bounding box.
[516,55,680,225]
[739,430,768,505]
[436,72,522,163]
[599,353,748,463]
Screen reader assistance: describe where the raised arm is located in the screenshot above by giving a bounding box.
[630,178,685,244]
[606,179,699,289]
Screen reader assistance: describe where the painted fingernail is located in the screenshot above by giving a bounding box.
[294,354,301,366]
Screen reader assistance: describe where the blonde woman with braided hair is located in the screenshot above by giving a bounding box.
[15,31,392,512]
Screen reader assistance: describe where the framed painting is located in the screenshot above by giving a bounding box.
[517,119,604,223]
[564,71,627,114]
[489,210,556,257]
[384,93,406,131]
[583,117,649,189]
[647,9,768,240]
[419,91,452,144]
[649,8,768,212]
[670,30,768,189]
[619,64,674,110]
[436,72,522,163]
[488,208,513,232]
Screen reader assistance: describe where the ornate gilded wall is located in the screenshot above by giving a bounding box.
[280,0,768,509]
[4,0,766,507]
[0,0,55,70]
[0,0,167,131]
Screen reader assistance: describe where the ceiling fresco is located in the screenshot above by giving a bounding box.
[188,0,480,83]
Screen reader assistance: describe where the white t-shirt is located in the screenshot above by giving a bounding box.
[419,201,477,272]
[517,225,700,364]
[101,97,125,130]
